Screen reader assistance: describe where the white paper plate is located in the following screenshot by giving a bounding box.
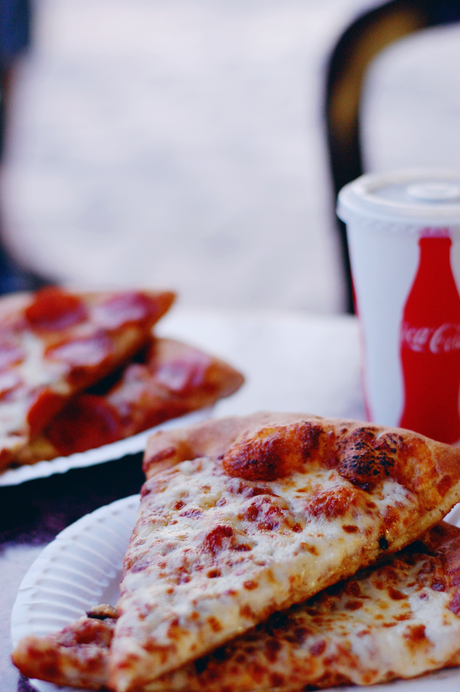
[0,408,211,487]
[11,499,460,692]
[11,495,140,692]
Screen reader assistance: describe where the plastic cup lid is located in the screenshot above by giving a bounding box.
[337,168,460,226]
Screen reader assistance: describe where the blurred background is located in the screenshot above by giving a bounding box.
[1,0,460,313]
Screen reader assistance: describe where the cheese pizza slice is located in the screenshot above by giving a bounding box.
[12,522,460,691]
[12,412,460,691]
[144,520,460,691]
[0,286,175,470]
[20,337,245,460]
[108,412,460,690]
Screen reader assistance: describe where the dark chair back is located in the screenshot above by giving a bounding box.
[0,0,50,293]
[325,0,460,313]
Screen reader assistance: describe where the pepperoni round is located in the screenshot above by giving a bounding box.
[26,389,67,436]
[45,395,123,455]
[155,355,209,394]
[25,287,87,331]
[92,292,154,330]
[46,334,113,368]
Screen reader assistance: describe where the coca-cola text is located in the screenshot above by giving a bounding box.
[401,322,460,354]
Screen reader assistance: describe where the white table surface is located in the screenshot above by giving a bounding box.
[156,306,366,422]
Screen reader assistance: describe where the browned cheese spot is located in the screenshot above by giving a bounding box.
[207,617,223,633]
[344,600,363,611]
[180,508,202,518]
[200,525,234,555]
[233,543,252,552]
[336,428,405,490]
[207,569,222,578]
[148,647,175,670]
[342,524,359,533]
[141,476,169,497]
[177,571,191,585]
[291,625,314,644]
[342,580,362,598]
[310,639,327,656]
[241,494,294,532]
[126,555,150,574]
[403,624,428,650]
[383,505,403,537]
[226,478,276,498]
[301,542,319,555]
[387,586,407,601]
[240,604,256,620]
[304,485,363,520]
[166,617,184,641]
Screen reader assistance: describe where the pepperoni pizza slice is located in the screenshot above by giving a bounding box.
[18,338,245,462]
[13,521,460,691]
[0,287,175,470]
[105,412,460,690]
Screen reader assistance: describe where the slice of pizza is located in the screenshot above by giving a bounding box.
[105,337,245,439]
[12,604,118,690]
[12,413,460,691]
[144,520,460,691]
[0,286,175,470]
[12,522,460,691]
[19,338,245,461]
[110,412,460,690]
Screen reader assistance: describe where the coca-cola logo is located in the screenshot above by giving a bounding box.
[401,322,460,353]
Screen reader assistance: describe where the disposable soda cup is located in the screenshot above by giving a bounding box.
[337,168,460,444]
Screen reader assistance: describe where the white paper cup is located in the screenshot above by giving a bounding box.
[337,168,460,444]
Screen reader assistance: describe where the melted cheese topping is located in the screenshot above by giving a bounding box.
[110,455,420,690]
[144,549,460,692]
[0,333,67,441]
[12,528,460,692]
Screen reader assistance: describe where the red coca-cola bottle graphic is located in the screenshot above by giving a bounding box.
[399,231,460,443]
